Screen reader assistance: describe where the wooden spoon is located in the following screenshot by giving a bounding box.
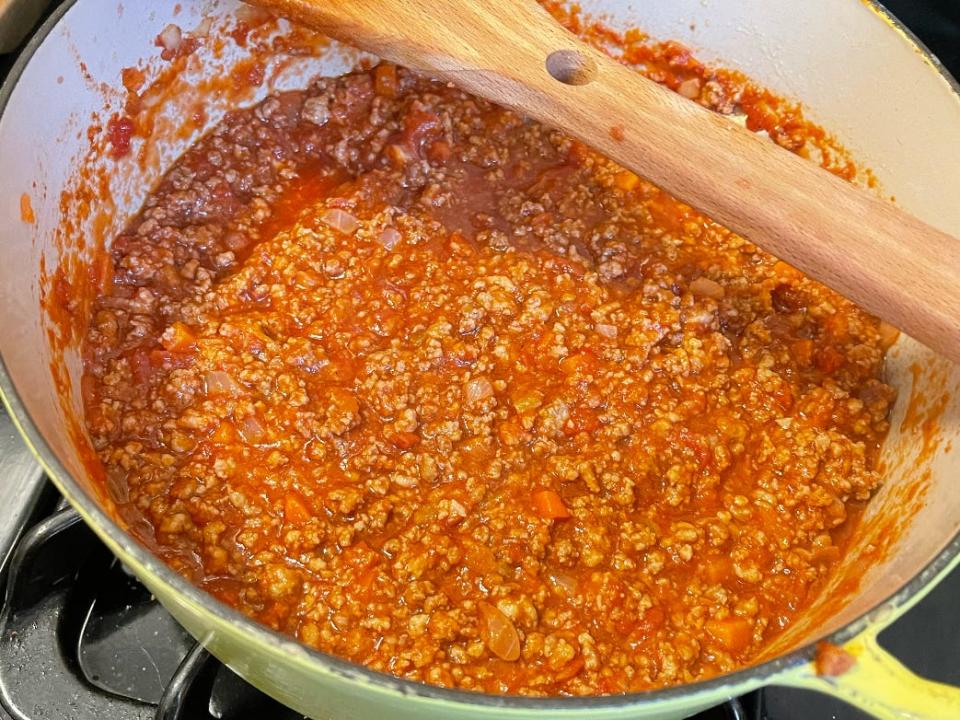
[249,0,960,362]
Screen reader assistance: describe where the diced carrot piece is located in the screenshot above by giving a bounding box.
[210,420,236,444]
[703,556,732,584]
[559,350,597,377]
[771,382,794,411]
[497,418,525,446]
[459,437,492,465]
[463,541,498,575]
[814,346,844,374]
[284,493,312,524]
[386,430,420,449]
[161,321,196,352]
[533,489,570,519]
[613,170,640,192]
[374,63,398,97]
[510,387,544,414]
[822,312,850,341]
[705,618,753,653]
[535,331,557,358]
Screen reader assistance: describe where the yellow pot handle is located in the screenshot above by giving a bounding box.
[778,629,960,719]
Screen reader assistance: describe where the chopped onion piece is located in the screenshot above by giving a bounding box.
[595,323,618,338]
[239,414,267,444]
[678,78,701,99]
[321,208,359,235]
[464,377,494,404]
[204,370,241,396]
[690,276,725,300]
[548,571,578,595]
[479,602,521,662]
[157,24,183,53]
[377,226,402,250]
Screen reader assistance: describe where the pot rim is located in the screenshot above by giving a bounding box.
[1,0,958,711]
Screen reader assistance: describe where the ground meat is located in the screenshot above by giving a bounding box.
[81,52,893,695]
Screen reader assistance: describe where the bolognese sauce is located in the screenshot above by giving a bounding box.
[81,21,894,695]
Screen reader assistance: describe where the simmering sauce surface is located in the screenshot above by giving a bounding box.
[81,27,894,695]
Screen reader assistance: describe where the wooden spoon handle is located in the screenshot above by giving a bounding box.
[252,0,960,362]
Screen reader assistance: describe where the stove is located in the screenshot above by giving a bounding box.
[1,2,959,719]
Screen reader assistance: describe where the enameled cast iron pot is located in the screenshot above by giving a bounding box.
[1,1,959,718]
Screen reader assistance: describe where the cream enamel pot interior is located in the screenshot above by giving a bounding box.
[1,1,959,718]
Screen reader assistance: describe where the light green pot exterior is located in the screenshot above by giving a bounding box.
[1,1,960,718]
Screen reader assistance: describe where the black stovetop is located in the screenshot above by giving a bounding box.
[1,2,958,719]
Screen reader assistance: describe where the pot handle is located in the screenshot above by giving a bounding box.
[777,628,960,719]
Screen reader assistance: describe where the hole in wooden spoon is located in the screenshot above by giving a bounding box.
[546,49,597,85]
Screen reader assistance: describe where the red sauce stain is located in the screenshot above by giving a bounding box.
[815,642,856,677]
[155,26,200,63]
[106,13,328,174]
[608,124,625,141]
[227,7,278,49]
[229,22,252,47]
[898,361,950,465]
[900,363,929,433]
[106,114,135,159]
[229,58,266,89]
[19,193,36,224]
[542,1,872,185]
[120,67,146,93]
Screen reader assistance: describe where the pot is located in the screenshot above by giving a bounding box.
[1,1,959,718]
